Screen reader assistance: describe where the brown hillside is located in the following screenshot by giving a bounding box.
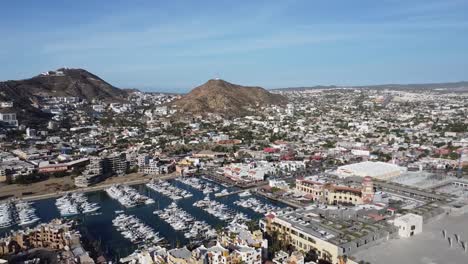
[172,79,287,117]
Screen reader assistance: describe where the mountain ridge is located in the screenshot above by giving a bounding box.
[272,81,468,92]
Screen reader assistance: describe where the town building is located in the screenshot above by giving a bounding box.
[272,250,304,264]
[221,162,275,183]
[295,176,374,205]
[0,168,6,183]
[0,110,18,127]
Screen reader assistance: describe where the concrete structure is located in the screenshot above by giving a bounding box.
[393,213,423,238]
[352,213,468,264]
[337,161,405,180]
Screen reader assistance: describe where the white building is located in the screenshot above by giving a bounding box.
[0,111,18,126]
[393,213,423,238]
[278,160,306,172]
[92,104,105,112]
[234,245,262,264]
[0,101,13,108]
[269,179,289,190]
[336,161,406,180]
[222,162,275,182]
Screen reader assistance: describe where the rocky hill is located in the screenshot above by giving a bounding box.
[0,68,128,126]
[171,79,287,117]
[0,68,127,101]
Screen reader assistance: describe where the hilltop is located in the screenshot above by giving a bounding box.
[0,68,127,101]
[0,68,129,126]
[171,79,287,117]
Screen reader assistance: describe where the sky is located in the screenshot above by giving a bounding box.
[1,0,468,92]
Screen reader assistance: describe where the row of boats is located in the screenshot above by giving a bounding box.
[146,180,193,200]
[175,177,220,194]
[55,193,100,216]
[234,197,281,214]
[112,214,164,246]
[0,201,40,228]
[193,196,250,223]
[106,185,155,208]
[154,202,217,241]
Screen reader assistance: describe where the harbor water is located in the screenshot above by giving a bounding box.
[0,178,286,260]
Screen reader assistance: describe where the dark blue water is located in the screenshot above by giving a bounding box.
[0,178,286,260]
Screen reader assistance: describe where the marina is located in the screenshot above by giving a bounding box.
[175,177,221,194]
[193,195,250,223]
[146,179,193,200]
[234,197,281,214]
[105,184,155,207]
[154,202,216,241]
[0,178,287,260]
[55,192,100,216]
[0,200,40,228]
[112,214,164,247]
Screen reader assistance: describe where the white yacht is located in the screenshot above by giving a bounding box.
[238,191,251,197]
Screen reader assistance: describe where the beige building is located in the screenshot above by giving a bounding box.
[261,209,395,264]
[0,219,88,261]
[0,168,6,183]
[295,176,374,205]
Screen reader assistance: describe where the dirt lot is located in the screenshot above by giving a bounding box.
[0,172,178,201]
[0,176,75,199]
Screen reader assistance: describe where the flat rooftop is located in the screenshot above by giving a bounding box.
[275,208,393,246]
[352,213,468,264]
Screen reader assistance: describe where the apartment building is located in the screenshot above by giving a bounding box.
[104,153,127,176]
[74,158,104,187]
[261,209,395,264]
[0,219,75,254]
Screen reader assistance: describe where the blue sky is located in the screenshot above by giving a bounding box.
[1,0,468,92]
